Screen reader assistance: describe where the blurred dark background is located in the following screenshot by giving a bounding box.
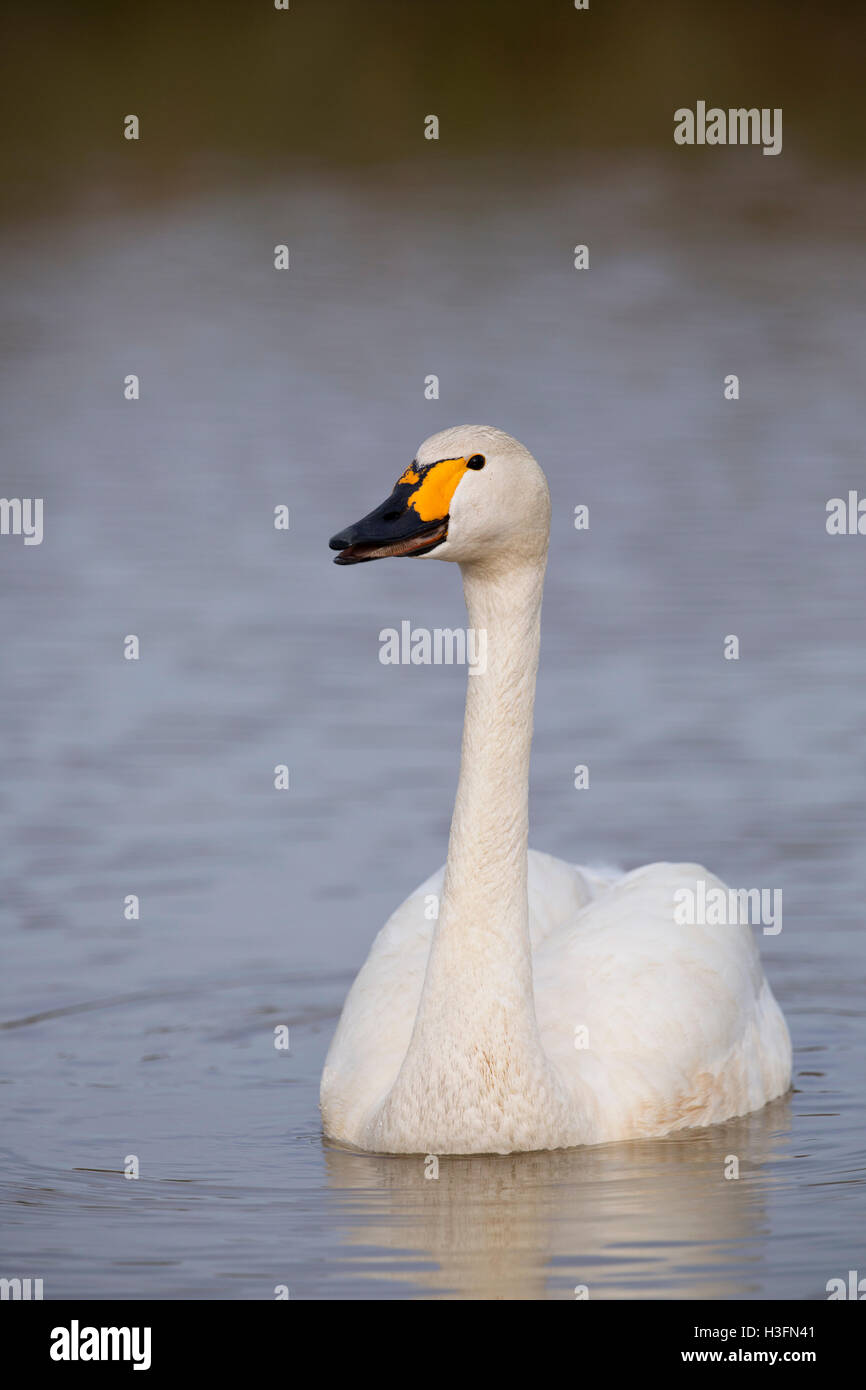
[1,0,865,222]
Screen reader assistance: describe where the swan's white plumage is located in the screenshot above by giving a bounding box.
[321,425,791,1154]
[321,853,790,1150]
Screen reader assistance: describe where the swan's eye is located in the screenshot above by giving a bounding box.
[466,454,486,470]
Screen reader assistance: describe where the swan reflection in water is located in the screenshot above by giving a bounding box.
[322,1095,791,1300]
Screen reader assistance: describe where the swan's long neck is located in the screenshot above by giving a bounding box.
[428,557,544,1011]
[369,548,575,1152]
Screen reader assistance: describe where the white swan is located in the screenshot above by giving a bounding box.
[322,425,791,1155]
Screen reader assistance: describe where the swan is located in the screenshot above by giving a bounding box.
[321,425,791,1155]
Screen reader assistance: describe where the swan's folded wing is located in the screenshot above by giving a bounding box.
[319,866,444,1144]
[533,862,791,1140]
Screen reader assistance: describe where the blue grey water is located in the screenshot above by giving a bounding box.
[1,158,864,1299]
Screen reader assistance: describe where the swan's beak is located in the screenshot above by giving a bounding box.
[329,463,459,565]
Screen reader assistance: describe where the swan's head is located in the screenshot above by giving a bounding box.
[329,425,550,567]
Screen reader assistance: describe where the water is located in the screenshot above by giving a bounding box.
[1,157,864,1299]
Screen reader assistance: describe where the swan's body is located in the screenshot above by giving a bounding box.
[322,426,791,1154]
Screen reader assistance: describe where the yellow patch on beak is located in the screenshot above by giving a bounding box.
[406,457,467,522]
[398,465,420,485]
